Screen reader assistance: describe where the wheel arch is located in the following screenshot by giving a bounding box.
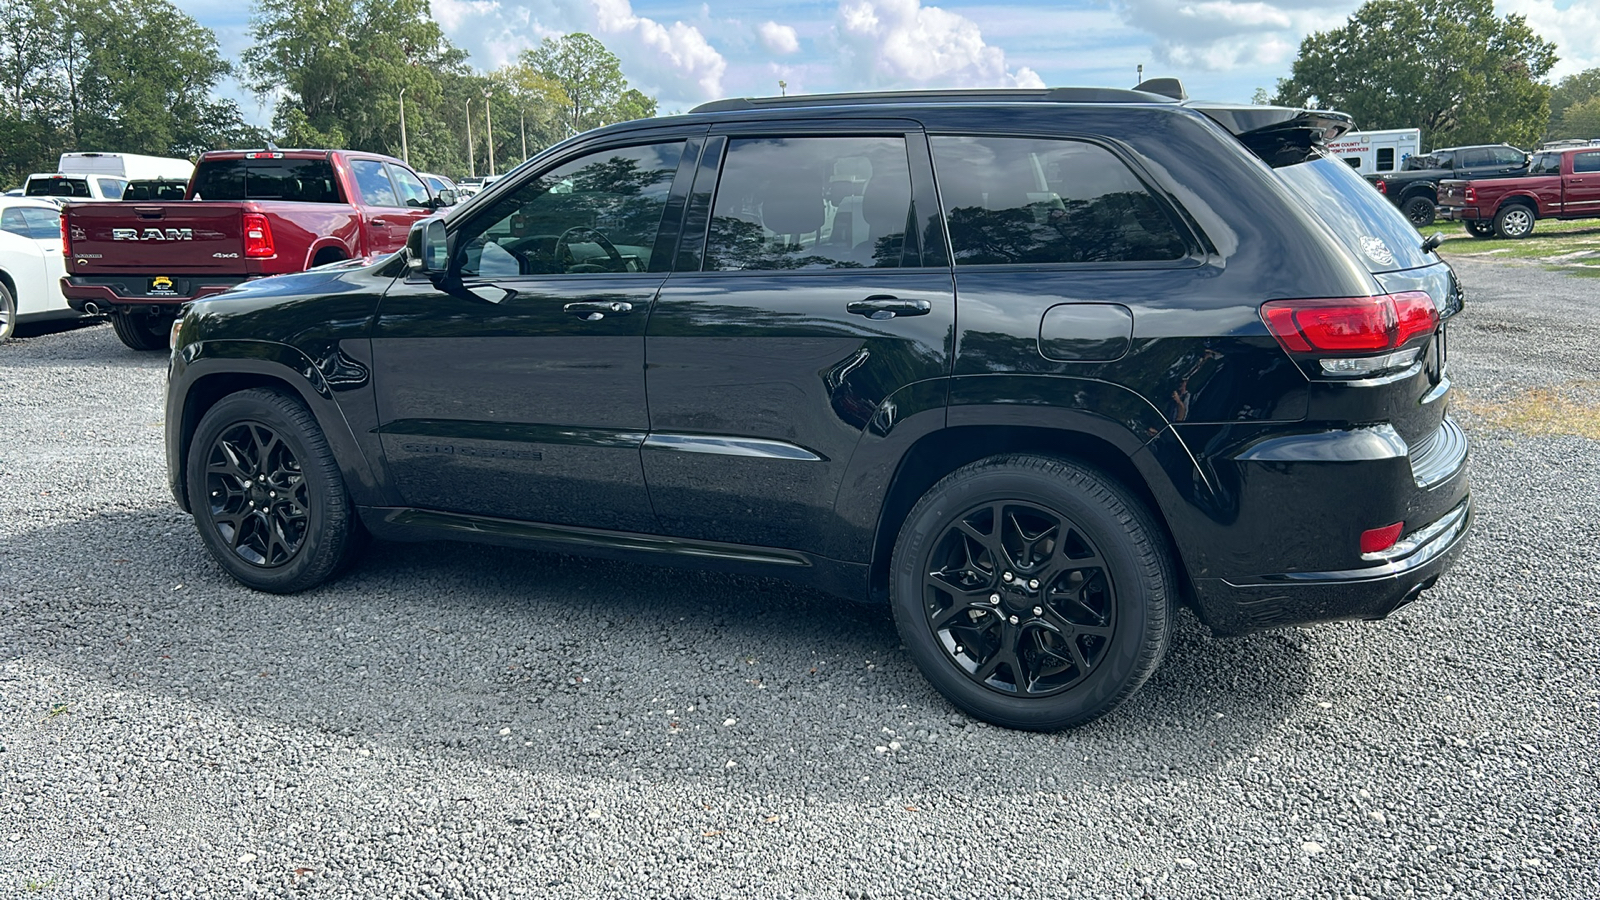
[867,423,1195,609]
[170,346,381,513]
[306,241,350,269]
[1495,194,1539,215]
[1399,182,1439,204]
[0,267,16,299]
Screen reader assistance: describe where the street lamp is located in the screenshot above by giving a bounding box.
[484,90,495,176]
[520,109,527,163]
[465,97,475,178]
[398,86,409,165]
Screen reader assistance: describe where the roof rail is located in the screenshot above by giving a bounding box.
[690,85,1182,114]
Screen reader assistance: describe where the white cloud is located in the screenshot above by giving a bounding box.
[1501,0,1600,79]
[834,0,1045,88]
[1113,0,1348,71]
[758,21,801,54]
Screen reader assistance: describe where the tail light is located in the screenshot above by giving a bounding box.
[1464,185,1476,203]
[242,213,276,258]
[1261,291,1438,377]
[1375,179,1387,194]
[60,212,69,254]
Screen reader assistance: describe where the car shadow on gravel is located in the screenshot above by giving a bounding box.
[2,509,1319,798]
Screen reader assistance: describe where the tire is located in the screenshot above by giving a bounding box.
[110,311,170,351]
[889,454,1175,731]
[1465,220,1495,239]
[0,281,15,342]
[1494,204,1536,240]
[1402,195,1437,228]
[186,388,367,593]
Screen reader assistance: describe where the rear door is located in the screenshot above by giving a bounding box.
[1565,150,1600,214]
[346,159,415,254]
[643,121,954,556]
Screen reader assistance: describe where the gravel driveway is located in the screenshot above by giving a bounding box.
[2,257,1596,898]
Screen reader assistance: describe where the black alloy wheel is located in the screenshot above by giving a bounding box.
[1465,220,1495,239]
[891,454,1174,731]
[187,389,366,592]
[1402,196,1437,228]
[0,281,15,342]
[204,420,311,567]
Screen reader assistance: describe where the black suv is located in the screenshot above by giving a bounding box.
[1368,143,1530,227]
[165,84,1471,730]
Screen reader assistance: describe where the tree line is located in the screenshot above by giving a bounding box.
[4,0,1599,188]
[0,0,654,185]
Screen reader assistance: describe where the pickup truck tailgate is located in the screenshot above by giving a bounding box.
[1438,181,1469,207]
[67,203,243,274]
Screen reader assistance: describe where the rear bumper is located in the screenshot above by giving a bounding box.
[1191,496,1472,634]
[1436,206,1483,221]
[62,275,251,311]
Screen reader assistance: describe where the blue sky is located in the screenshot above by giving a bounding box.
[175,0,1600,127]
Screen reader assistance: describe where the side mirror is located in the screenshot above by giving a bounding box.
[406,218,449,280]
[433,188,457,208]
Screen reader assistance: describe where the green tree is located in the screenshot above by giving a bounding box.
[1549,68,1600,139]
[1273,0,1557,149]
[522,33,652,134]
[1559,96,1600,140]
[244,0,468,166]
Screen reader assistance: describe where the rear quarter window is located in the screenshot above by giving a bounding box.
[1276,155,1431,273]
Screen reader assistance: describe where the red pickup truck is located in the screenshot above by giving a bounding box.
[1437,146,1600,239]
[62,148,446,349]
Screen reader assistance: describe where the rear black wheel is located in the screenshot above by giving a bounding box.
[1465,220,1495,239]
[110,311,170,351]
[1402,195,1437,227]
[187,388,366,593]
[890,454,1174,731]
[0,282,15,342]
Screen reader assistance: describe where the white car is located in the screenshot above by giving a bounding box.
[0,197,82,341]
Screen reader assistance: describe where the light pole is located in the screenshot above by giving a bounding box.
[465,98,475,178]
[484,90,495,176]
[520,109,527,162]
[398,86,409,165]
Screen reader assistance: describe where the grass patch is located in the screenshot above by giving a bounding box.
[1455,383,1600,440]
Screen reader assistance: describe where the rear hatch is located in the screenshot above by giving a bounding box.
[1201,104,1461,450]
[66,202,245,275]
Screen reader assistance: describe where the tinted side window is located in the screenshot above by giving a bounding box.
[349,160,399,207]
[457,141,682,278]
[1574,152,1600,174]
[930,136,1187,265]
[1529,153,1562,175]
[1458,149,1490,168]
[0,208,28,237]
[20,208,60,239]
[703,136,911,271]
[388,164,431,208]
[1493,147,1527,166]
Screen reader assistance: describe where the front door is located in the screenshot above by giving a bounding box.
[643,127,955,556]
[1565,150,1600,215]
[371,138,693,533]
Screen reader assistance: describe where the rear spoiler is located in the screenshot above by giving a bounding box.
[1189,104,1356,168]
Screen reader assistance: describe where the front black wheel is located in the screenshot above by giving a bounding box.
[110,312,170,351]
[0,282,15,342]
[187,388,366,592]
[890,454,1174,731]
[1402,195,1437,227]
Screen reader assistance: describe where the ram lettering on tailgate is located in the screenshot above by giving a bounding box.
[112,228,194,241]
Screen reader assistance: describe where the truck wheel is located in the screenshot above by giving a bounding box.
[1493,205,1536,239]
[110,312,170,351]
[186,388,367,593]
[889,454,1175,731]
[1465,221,1495,239]
[1402,196,1437,227]
[0,282,15,342]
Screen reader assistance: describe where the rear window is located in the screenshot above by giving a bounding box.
[26,177,91,198]
[192,158,342,203]
[1276,155,1431,273]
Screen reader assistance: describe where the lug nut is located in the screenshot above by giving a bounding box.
[1008,615,1019,625]
[1029,579,1040,589]
[989,594,1001,605]
[1002,572,1014,583]
[1033,606,1043,616]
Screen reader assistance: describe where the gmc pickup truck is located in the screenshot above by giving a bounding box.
[1437,146,1600,239]
[62,148,446,350]
[1366,143,1530,227]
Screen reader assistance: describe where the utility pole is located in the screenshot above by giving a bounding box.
[520,110,527,162]
[484,90,495,176]
[466,98,475,178]
[779,80,787,96]
[398,86,409,165]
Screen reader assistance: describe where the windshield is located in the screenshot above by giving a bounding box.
[192,158,342,202]
[26,177,91,198]
[1276,154,1433,273]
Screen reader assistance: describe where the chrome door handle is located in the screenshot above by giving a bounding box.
[564,300,633,321]
[847,295,932,319]
[371,219,388,227]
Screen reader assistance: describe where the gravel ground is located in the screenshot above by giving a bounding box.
[1,258,1596,899]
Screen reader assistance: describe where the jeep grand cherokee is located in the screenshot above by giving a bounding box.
[164,82,1470,730]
